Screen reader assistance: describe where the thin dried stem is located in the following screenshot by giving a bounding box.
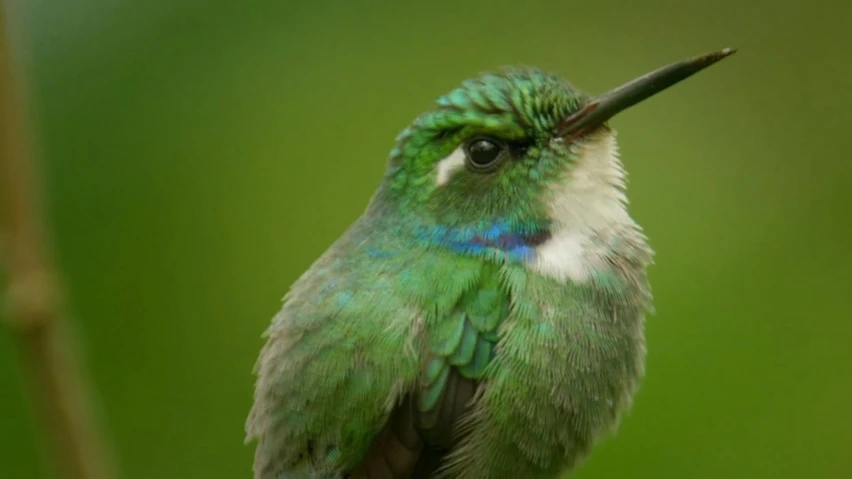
[0,3,118,479]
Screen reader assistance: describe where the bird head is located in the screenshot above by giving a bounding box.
[378,49,735,264]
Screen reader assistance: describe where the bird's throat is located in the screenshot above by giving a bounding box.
[417,221,552,262]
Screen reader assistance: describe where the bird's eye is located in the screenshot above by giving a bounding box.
[464,137,505,171]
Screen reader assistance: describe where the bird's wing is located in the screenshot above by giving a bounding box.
[246,232,423,479]
[349,261,507,479]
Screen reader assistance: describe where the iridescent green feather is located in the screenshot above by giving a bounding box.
[438,251,652,479]
[418,262,506,419]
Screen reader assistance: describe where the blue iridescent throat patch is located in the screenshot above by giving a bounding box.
[418,221,551,261]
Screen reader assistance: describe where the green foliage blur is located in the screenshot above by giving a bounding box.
[2,0,850,477]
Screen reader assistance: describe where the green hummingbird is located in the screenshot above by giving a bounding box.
[246,48,736,479]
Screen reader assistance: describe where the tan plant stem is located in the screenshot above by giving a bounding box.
[0,3,119,479]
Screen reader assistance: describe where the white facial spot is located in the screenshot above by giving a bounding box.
[435,146,466,186]
[527,131,638,284]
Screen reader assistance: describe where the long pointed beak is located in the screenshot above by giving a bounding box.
[557,48,737,138]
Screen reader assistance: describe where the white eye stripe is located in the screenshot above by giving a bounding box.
[435,145,467,186]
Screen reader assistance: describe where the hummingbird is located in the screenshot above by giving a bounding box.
[246,48,736,479]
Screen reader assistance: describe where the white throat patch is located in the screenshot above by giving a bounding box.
[527,130,638,283]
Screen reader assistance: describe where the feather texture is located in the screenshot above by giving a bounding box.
[246,67,654,478]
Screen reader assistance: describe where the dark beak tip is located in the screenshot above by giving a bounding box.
[692,47,738,70]
[708,47,738,61]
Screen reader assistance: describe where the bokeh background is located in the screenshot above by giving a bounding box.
[2,0,851,478]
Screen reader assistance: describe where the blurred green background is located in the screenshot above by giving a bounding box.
[2,0,851,478]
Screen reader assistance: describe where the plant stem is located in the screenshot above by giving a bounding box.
[0,3,118,479]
